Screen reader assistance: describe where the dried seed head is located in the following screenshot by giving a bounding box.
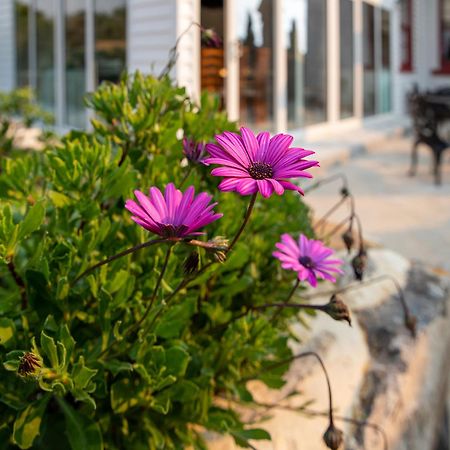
[18,352,42,377]
[183,251,199,275]
[405,313,417,338]
[324,295,351,326]
[323,423,344,450]
[351,248,368,281]
[341,229,354,254]
[340,187,350,198]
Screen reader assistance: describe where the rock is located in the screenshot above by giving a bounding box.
[206,249,450,450]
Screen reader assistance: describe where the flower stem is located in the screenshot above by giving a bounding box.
[133,244,174,330]
[179,166,193,188]
[7,260,27,310]
[72,237,167,285]
[228,193,257,252]
[270,279,301,321]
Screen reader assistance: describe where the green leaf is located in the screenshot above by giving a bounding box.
[17,201,45,241]
[0,317,16,349]
[13,396,49,449]
[72,356,97,390]
[40,331,59,368]
[164,346,190,377]
[56,397,103,450]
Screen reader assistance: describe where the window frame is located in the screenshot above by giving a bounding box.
[436,0,450,74]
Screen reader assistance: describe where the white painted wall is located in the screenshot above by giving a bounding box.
[127,0,178,77]
[0,0,15,92]
[126,0,200,100]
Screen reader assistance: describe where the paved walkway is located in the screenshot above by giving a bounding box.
[304,135,450,272]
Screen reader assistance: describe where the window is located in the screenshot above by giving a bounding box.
[15,0,30,88]
[363,2,375,117]
[400,0,413,72]
[200,0,225,106]
[95,0,126,85]
[340,0,354,119]
[285,0,306,128]
[36,0,55,112]
[378,9,391,113]
[304,0,327,125]
[65,0,85,128]
[438,0,450,72]
[238,0,274,130]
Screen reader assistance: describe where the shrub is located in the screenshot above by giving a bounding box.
[0,73,316,449]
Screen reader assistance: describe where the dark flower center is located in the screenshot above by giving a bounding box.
[299,255,314,269]
[159,224,189,238]
[248,162,274,180]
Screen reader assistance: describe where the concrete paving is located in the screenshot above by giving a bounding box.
[304,135,450,272]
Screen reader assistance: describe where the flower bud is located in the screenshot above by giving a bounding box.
[183,251,199,275]
[323,423,344,450]
[351,248,368,281]
[324,295,351,326]
[18,352,42,377]
[341,229,354,254]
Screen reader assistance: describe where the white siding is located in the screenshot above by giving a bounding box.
[0,0,15,92]
[127,0,200,99]
[127,0,177,77]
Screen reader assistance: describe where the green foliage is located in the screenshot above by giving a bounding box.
[0,72,314,449]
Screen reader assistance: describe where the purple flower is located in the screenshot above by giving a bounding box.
[125,183,222,238]
[273,234,344,287]
[205,127,319,198]
[201,28,223,48]
[183,138,208,165]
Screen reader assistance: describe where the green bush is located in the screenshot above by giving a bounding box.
[0,73,314,449]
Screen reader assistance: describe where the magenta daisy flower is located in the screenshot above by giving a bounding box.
[204,127,319,198]
[125,183,222,238]
[183,138,208,165]
[273,234,344,287]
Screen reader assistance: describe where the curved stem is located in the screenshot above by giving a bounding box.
[250,352,335,424]
[7,260,27,310]
[270,279,301,322]
[179,166,193,188]
[304,173,349,195]
[315,196,348,234]
[133,244,174,330]
[303,274,416,337]
[72,238,167,285]
[228,193,257,252]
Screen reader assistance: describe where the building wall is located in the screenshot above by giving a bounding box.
[0,0,15,92]
[126,0,200,100]
[127,0,177,76]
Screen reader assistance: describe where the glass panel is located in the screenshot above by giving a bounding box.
[36,0,55,112]
[442,0,450,65]
[339,0,354,119]
[362,2,375,117]
[238,0,274,130]
[65,0,85,128]
[379,9,391,113]
[200,0,225,107]
[285,0,306,128]
[94,0,126,85]
[304,0,327,125]
[15,0,30,87]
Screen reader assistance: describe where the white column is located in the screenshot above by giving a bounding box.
[225,0,239,122]
[274,0,287,132]
[327,0,340,123]
[354,0,363,120]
